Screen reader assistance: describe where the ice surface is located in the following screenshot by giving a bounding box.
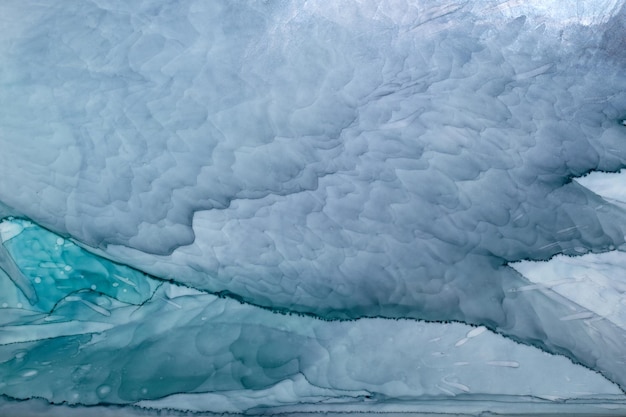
[1,0,626,414]
[513,250,626,329]
[577,169,626,208]
[0,219,158,313]
[0,219,624,415]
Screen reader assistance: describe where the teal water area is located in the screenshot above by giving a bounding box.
[0,218,159,313]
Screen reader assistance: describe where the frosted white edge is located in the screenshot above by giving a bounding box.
[1,395,626,417]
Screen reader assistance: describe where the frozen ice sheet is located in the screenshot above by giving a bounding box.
[1,0,626,414]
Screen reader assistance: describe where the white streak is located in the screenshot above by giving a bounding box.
[487,360,520,368]
[80,300,111,317]
[113,274,137,287]
[467,326,487,338]
[560,312,595,321]
[514,64,553,81]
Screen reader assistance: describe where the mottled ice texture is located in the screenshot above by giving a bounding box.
[1,0,626,414]
[0,220,624,415]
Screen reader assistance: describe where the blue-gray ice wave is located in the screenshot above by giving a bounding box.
[1,0,626,413]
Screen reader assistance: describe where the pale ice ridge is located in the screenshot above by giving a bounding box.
[2,288,624,412]
[577,169,626,208]
[0,220,623,413]
[512,170,626,330]
[2,0,626,400]
[2,398,626,417]
[513,250,626,330]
